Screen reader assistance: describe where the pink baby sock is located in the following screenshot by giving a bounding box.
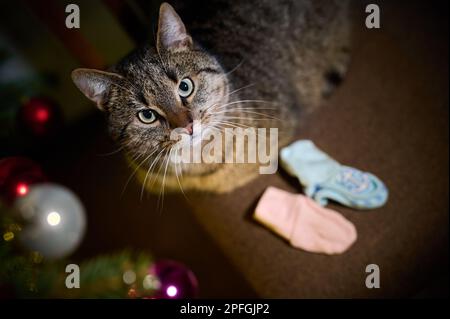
[254,187,357,255]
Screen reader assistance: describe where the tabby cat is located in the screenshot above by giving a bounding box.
[72,0,351,193]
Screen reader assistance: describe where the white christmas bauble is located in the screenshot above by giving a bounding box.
[13,183,86,259]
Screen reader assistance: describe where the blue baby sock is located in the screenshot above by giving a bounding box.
[280,140,388,210]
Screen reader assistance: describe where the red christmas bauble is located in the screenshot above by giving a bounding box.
[17,97,63,137]
[0,157,47,203]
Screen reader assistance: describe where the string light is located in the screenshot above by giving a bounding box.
[127,288,137,298]
[16,183,28,196]
[123,270,136,285]
[143,274,160,290]
[166,285,178,297]
[3,231,14,241]
[47,211,61,226]
[35,108,50,123]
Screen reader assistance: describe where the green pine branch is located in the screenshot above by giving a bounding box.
[1,205,155,299]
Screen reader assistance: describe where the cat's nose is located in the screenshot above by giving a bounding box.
[167,110,193,134]
[185,122,193,135]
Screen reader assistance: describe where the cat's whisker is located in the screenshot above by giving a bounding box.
[121,142,164,197]
[207,120,253,129]
[97,146,125,157]
[206,120,279,140]
[223,59,244,78]
[210,100,277,112]
[199,84,257,118]
[225,83,255,98]
[201,100,222,115]
[148,145,171,190]
[205,111,277,123]
[129,151,145,163]
[203,101,278,121]
[172,146,183,177]
[216,111,279,119]
[128,148,153,169]
[214,111,282,121]
[157,148,172,213]
[172,148,189,200]
[97,139,138,157]
[206,125,224,132]
[199,84,258,119]
[215,106,278,111]
[140,146,167,201]
[148,148,170,205]
[219,116,280,123]
[175,150,195,199]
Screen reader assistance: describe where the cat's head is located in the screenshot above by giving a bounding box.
[72,3,229,174]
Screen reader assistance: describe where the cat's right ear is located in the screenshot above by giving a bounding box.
[157,2,193,53]
[71,68,122,111]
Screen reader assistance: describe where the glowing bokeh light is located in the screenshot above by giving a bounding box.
[3,231,14,241]
[142,274,161,290]
[166,285,178,297]
[123,270,136,285]
[35,108,49,123]
[16,183,28,196]
[47,211,61,226]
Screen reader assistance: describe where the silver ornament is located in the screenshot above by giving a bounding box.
[13,183,86,259]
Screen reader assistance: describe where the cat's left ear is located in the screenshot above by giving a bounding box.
[71,68,122,112]
[157,2,193,52]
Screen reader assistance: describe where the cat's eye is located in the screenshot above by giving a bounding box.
[137,109,158,124]
[178,78,194,98]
